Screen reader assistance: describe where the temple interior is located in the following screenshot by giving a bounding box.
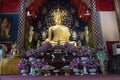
[0,0,120,78]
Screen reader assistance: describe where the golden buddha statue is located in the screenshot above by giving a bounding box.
[45,8,76,46]
[84,26,89,45]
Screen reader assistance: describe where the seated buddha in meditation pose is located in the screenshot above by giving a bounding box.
[45,8,76,46]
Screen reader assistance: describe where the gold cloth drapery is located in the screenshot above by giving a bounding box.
[0,58,21,75]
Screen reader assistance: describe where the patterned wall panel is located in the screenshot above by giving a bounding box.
[90,0,104,48]
[16,0,25,51]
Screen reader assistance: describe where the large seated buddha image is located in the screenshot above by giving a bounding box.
[29,1,90,49]
[44,8,76,46]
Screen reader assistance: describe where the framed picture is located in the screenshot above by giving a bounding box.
[0,13,19,43]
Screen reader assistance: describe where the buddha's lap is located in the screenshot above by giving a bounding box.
[43,39,76,46]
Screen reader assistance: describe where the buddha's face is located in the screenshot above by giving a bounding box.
[54,14,62,25]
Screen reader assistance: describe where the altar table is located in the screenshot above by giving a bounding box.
[0,58,21,75]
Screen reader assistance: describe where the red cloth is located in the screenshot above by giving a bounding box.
[78,3,91,22]
[70,0,82,8]
[26,0,48,21]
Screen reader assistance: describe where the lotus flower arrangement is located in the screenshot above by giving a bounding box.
[17,59,30,70]
[64,42,78,53]
[79,47,91,57]
[83,57,99,68]
[32,58,48,68]
[52,44,63,50]
[52,44,63,54]
[69,57,80,68]
[70,45,78,53]
[26,49,38,58]
[37,42,52,53]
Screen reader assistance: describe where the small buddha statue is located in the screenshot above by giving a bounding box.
[45,8,76,46]
[28,26,34,43]
[84,26,89,45]
[10,43,19,57]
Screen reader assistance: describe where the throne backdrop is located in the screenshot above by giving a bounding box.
[29,0,89,48]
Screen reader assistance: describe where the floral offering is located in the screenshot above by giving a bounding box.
[17,59,30,70]
[26,49,38,58]
[83,57,99,68]
[64,42,78,53]
[69,57,80,68]
[37,42,52,53]
[32,58,48,68]
[79,47,91,57]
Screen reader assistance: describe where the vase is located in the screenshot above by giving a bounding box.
[81,56,88,61]
[29,67,33,75]
[21,69,28,76]
[29,57,36,62]
[73,68,80,75]
[82,66,88,74]
[81,57,88,74]
[29,57,36,67]
[88,68,97,75]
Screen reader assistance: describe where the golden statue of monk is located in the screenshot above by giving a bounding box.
[45,8,76,46]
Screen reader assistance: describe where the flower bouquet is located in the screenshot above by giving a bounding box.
[79,47,91,57]
[26,49,38,58]
[52,44,63,54]
[85,57,99,74]
[63,42,78,54]
[32,58,48,76]
[69,57,80,68]
[33,58,48,68]
[85,57,99,68]
[36,42,52,55]
[17,59,29,70]
[17,59,29,75]
[69,57,80,75]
